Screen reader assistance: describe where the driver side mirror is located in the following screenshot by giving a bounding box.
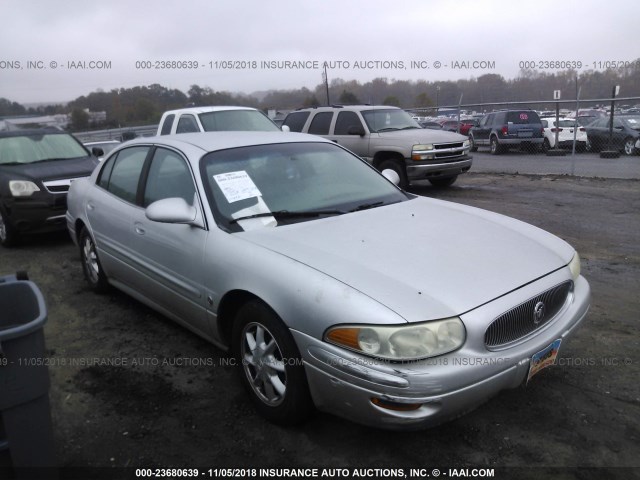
[381,169,400,186]
[347,125,366,136]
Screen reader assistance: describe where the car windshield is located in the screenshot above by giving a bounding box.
[557,120,578,128]
[621,116,640,130]
[0,133,88,165]
[361,109,422,133]
[201,142,408,231]
[198,110,281,132]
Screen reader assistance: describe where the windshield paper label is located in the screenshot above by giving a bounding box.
[213,171,262,203]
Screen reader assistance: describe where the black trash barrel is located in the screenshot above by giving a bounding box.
[0,272,56,477]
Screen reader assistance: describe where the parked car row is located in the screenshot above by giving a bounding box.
[467,109,640,155]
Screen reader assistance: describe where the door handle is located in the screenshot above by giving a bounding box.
[87,202,95,211]
[134,222,145,235]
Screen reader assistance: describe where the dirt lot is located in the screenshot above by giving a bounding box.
[1,173,639,479]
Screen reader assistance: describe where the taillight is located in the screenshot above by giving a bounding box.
[501,125,508,135]
[579,127,586,131]
[550,128,563,133]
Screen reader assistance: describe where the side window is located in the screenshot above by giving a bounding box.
[334,111,364,135]
[176,115,199,134]
[97,154,116,189]
[541,120,548,128]
[104,147,149,203]
[160,114,175,135]
[143,148,196,207]
[282,112,310,132]
[308,112,333,135]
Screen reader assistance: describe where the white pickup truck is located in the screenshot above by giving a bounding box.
[157,106,285,135]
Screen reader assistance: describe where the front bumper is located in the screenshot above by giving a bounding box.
[3,194,68,235]
[406,157,473,180]
[293,270,590,430]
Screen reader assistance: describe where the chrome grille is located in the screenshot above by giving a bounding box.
[42,177,87,194]
[485,281,573,349]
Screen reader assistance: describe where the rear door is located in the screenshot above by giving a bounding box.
[86,145,151,282]
[329,111,370,157]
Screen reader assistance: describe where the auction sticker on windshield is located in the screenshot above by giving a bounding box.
[527,338,562,383]
[214,171,262,203]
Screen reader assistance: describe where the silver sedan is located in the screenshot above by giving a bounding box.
[65,132,590,429]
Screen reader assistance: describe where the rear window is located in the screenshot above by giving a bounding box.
[506,111,541,124]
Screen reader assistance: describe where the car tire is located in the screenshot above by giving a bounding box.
[490,136,502,155]
[0,206,19,248]
[232,300,314,426]
[541,138,551,153]
[378,159,408,190]
[429,176,458,188]
[469,135,478,152]
[623,137,635,156]
[79,227,109,293]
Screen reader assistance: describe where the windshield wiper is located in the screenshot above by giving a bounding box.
[349,201,385,212]
[229,209,345,224]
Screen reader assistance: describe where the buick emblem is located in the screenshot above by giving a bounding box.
[533,301,546,325]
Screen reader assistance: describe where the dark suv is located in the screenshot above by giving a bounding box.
[469,110,544,154]
[0,128,99,246]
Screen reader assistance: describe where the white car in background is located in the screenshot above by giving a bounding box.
[541,117,587,152]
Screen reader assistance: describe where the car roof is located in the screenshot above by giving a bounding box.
[121,131,332,153]
[162,106,259,115]
[0,127,67,138]
[83,140,121,145]
[293,105,401,112]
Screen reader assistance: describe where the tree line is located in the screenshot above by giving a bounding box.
[2,62,640,131]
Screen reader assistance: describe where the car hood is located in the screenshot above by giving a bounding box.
[237,198,574,322]
[375,128,468,143]
[0,156,98,181]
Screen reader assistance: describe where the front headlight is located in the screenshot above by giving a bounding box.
[568,252,581,281]
[463,139,471,149]
[9,180,40,197]
[411,144,435,161]
[325,317,466,361]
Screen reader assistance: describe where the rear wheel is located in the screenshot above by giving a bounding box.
[0,207,19,248]
[232,300,313,425]
[490,136,502,155]
[79,227,109,292]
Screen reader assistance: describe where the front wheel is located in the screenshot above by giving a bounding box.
[469,135,478,152]
[378,159,408,190]
[79,228,109,292]
[232,300,313,425]
[623,137,636,156]
[0,207,19,248]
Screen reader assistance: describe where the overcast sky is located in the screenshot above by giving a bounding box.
[2,0,639,104]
